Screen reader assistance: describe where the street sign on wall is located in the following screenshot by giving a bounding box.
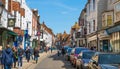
[8,18,15,27]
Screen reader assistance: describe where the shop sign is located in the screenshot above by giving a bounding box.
[106,24,120,34]
[8,18,15,27]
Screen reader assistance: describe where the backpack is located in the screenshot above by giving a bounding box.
[4,50,13,66]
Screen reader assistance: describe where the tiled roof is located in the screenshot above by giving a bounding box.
[72,22,80,29]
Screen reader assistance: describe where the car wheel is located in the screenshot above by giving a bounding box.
[80,65,83,69]
[76,65,79,69]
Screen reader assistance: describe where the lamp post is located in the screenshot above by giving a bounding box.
[97,24,100,51]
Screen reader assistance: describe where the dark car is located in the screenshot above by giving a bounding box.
[76,50,96,69]
[65,48,72,61]
[71,47,89,66]
[88,53,120,69]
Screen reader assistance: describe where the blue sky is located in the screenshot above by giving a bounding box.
[26,0,87,34]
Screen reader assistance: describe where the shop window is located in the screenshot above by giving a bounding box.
[107,15,112,26]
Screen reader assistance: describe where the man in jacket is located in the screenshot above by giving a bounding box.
[17,45,24,68]
[1,45,13,69]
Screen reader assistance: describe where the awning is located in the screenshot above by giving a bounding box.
[8,31,17,36]
[106,24,120,34]
[0,27,17,36]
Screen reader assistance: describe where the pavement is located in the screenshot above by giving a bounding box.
[11,50,52,69]
[0,50,73,69]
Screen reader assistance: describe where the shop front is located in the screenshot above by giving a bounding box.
[87,34,97,50]
[0,28,17,48]
[106,24,120,53]
[98,30,110,52]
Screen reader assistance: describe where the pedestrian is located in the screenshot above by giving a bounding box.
[17,45,24,68]
[12,46,18,68]
[57,49,60,56]
[30,46,34,60]
[25,46,31,62]
[45,47,48,53]
[51,47,53,53]
[0,46,3,69]
[34,47,39,63]
[0,46,2,64]
[1,45,13,69]
[61,47,65,56]
[90,46,94,50]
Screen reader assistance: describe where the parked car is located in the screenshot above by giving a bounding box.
[70,48,75,63]
[71,47,89,67]
[76,50,96,69]
[63,46,71,53]
[88,53,120,69]
[65,48,73,61]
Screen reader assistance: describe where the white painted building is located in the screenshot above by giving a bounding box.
[40,23,54,48]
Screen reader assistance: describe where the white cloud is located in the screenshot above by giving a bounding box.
[30,1,78,11]
[53,2,78,11]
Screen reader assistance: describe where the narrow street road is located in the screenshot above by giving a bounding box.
[35,51,75,69]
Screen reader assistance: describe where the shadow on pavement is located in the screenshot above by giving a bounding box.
[48,53,75,69]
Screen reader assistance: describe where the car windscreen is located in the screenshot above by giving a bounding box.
[99,54,120,64]
[75,48,88,54]
[67,48,72,53]
[82,52,95,59]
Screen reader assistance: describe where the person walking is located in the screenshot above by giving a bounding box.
[34,47,39,63]
[51,47,53,53]
[17,45,24,68]
[25,46,31,62]
[0,46,2,65]
[57,49,60,56]
[12,46,18,68]
[1,45,13,69]
[61,47,65,56]
[30,47,34,60]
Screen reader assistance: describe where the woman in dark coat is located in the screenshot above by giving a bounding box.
[34,47,39,63]
[25,47,31,62]
[12,47,18,68]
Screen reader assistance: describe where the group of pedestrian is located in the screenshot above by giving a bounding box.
[57,47,65,56]
[0,45,40,69]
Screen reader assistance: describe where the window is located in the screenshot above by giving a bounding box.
[107,15,112,26]
[93,20,95,31]
[115,2,120,22]
[102,14,106,27]
[109,0,112,4]
[115,3,120,12]
[93,0,95,10]
[116,12,120,22]
[89,23,91,33]
[90,0,93,12]
[87,4,90,16]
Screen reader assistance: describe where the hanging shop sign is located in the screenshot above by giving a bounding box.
[8,18,15,27]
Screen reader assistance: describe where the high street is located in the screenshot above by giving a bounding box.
[34,51,75,69]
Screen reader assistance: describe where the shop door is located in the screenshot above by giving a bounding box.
[103,40,108,51]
